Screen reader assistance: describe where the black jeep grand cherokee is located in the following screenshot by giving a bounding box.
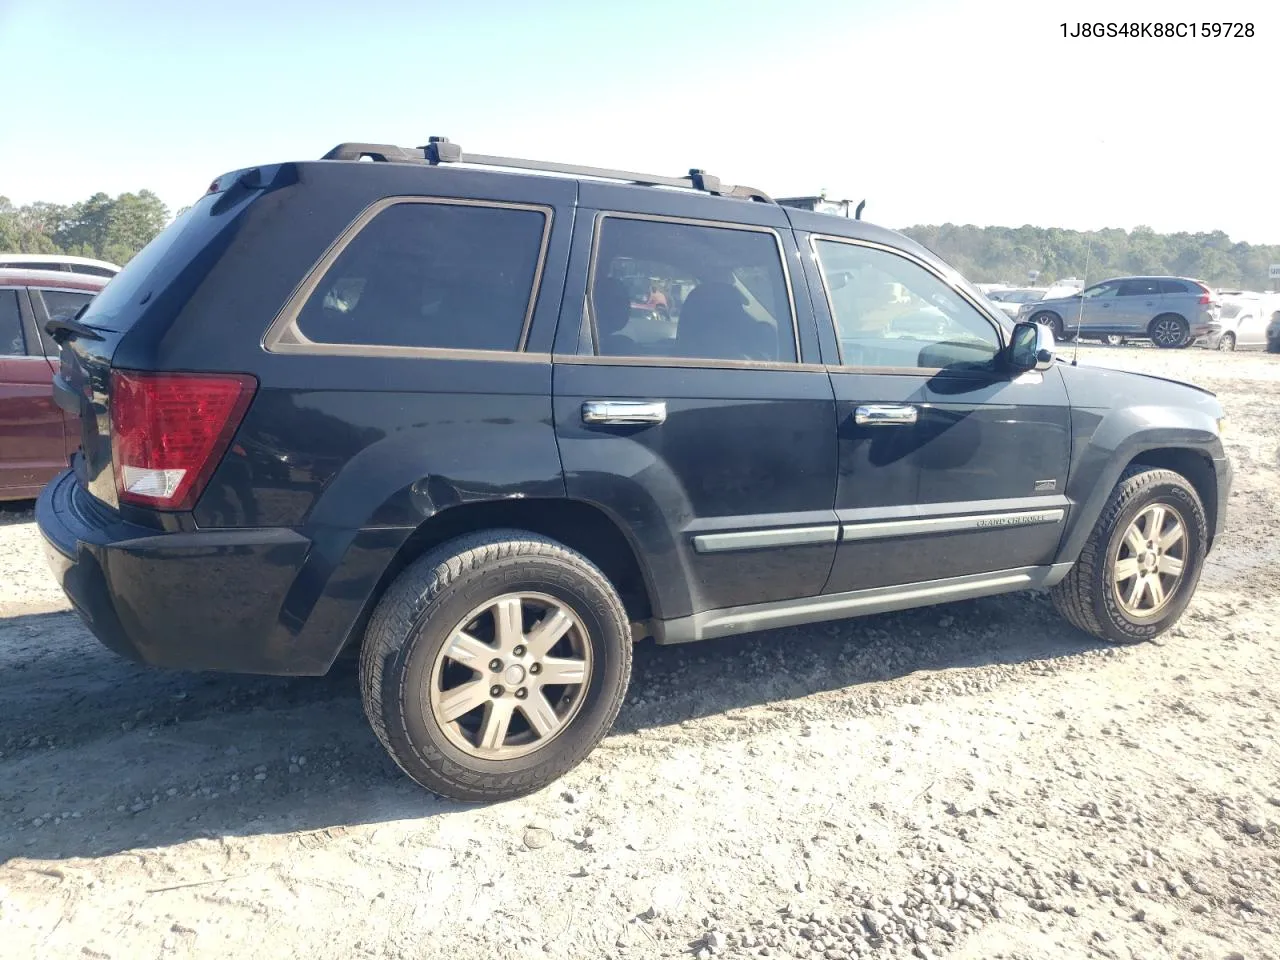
[38,139,1231,801]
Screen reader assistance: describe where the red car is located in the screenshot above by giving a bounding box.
[1,268,108,500]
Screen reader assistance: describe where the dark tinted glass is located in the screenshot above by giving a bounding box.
[1158,279,1190,295]
[590,217,795,362]
[297,202,547,351]
[0,289,23,355]
[1117,279,1160,296]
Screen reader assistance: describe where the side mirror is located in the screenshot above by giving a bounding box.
[1008,320,1055,373]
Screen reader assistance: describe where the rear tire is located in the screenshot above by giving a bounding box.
[1149,314,1189,349]
[359,529,632,802]
[1051,467,1207,644]
[1216,332,1236,352]
[1104,334,1127,347]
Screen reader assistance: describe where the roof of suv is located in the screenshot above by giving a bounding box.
[0,268,110,291]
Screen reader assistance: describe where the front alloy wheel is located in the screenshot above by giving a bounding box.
[1050,466,1207,643]
[1110,503,1187,620]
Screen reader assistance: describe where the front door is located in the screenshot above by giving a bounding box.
[1073,279,1122,336]
[0,286,68,498]
[552,187,838,622]
[800,234,1072,594]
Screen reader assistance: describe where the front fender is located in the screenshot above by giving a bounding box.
[1057,365,1224,563]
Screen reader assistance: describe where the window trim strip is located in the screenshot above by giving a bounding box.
[261,195,554,359]
[585,210,803,365]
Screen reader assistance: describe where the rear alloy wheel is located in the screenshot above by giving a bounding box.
[360,530,631,801]
[1104,334,1127,347]
[1149,314,1189,349]
[1216,332,1236,352]
[1051,467,1207,643]
[1030,311,1064,343]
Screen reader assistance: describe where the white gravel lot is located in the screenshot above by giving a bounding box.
[1,344,1278,960]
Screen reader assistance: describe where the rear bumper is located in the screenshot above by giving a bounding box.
[37,469,319,674]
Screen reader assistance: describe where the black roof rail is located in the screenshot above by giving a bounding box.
[321,137,775,204]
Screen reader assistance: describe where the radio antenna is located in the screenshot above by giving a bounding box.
[1071,232,1092,366]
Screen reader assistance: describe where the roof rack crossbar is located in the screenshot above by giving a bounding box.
[321,138,774,204]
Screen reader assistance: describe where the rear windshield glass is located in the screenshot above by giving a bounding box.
[76,191,223,331]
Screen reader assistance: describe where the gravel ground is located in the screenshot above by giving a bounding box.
[2,344,1278,960]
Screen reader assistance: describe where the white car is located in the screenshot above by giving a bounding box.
[1207,291,1278,351]
[0,253,120,278]
[986,287,1048,319]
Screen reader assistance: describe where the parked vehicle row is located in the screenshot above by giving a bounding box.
[34,139,1230,801]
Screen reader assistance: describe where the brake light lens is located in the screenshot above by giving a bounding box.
[110,370,257,510]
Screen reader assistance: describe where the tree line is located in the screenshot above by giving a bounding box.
[3,190,1276,290]
[0,191,171,266]
[899,223,1280,291]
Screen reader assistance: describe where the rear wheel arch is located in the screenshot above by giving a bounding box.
[340,498,659,657]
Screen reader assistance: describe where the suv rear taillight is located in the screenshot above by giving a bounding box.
[110,370,257,510]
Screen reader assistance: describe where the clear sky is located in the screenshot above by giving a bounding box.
[1,0,1275,242]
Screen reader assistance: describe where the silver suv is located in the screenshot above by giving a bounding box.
[1017,276,1219,348]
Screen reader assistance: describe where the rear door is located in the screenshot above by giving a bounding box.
[800,233,1071,594]
[1115,278,1162,333]
[552,185,838,624]
[0,286,68,497]
[1236,300,1265,347]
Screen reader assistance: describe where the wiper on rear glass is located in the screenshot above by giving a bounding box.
[45,316,105,344]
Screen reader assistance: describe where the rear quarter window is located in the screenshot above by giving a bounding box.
[291,200,550,353]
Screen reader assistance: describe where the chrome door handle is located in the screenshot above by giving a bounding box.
[582,400,667,425]
[855,404,918,426]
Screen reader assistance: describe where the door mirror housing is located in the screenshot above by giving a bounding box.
[1008,320,1055,373]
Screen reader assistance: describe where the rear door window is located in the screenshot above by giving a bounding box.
[294,200,550,352]
[1117,279,1161,297]
[0,289,24,355]
[589,216,796,363]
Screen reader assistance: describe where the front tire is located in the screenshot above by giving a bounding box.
[1031,311,1064,343]
[359,530,632,802]
[1216,332,1236,352]
[1103,334,1127,347]
[1051,467,1207,644]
